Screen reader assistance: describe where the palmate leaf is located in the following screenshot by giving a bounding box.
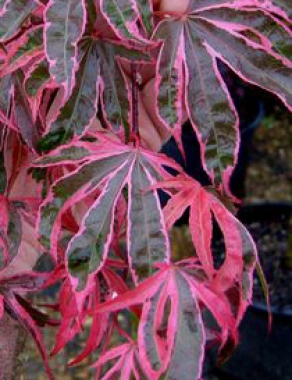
[160,174,258,324]
[155,1,292,188]
[94,262,236,380]
[44,0,86,99]
[42,39,151,146]
[36,137,180,289]
[0,0,37,42]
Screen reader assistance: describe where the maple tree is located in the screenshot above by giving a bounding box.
[0,0,291,379]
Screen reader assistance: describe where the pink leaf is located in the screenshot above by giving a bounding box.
[44,0,86,99]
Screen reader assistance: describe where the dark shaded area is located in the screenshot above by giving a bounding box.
[215,309,292,380]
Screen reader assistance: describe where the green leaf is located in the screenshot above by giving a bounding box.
[9,26,43,67]
[44,0,86,97]
[25,60,51,97]
[101,0,144,42]
[137,0,153,37]
[155,4,292,186]
[166,273,204,380]
[48,41,100,138]
[39,152,130,250]
[129,160,168,280]
[67,160,131,290]
[13,72,39,149]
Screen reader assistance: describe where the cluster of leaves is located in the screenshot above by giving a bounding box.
[0,0,291,379]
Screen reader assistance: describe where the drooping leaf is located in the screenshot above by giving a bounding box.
[94,263,236,379]
[44,0,86,98]
[160,175,258,323]
[154,2,292,187]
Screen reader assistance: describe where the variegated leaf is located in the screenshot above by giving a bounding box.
[37,138,177,287]
[95,263,235,379]
[136,0,153,36]
[67,159,132,290]
[13,72,39,150]
[48,41,100,139]
[0,0,36,42]
[42,38,151,144]
[101,0,144,42]
[128,160,168,281]
[44,0,86,98]
[0,26,43,78]
[155,2,292,187]
[25,60,51,97]
[161,175,258,323]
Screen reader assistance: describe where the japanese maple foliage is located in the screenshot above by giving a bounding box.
[0,0,291,379]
